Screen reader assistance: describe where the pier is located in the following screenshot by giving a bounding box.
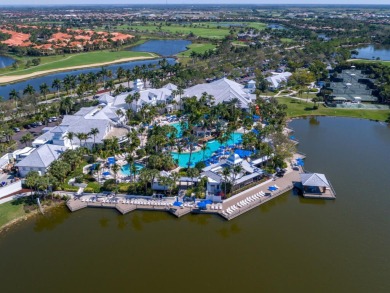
[66,153,335,221]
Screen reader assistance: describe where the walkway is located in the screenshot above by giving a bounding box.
[66,154,307,221]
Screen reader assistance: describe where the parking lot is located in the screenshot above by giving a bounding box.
[12,119,61,149]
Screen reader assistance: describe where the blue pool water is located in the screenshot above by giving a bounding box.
[171,122,186,138]
[171,132,243,168]
[121,163,145,176]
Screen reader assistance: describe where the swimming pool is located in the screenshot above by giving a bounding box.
[121,163,145,176]
[171,133,242,167]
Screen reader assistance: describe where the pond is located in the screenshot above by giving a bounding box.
[268,23,286,30]
[0,58,176,99]
[0,55,15,68]
[129,39,192,57]
[0,117,389,292]
[352,45,390,61]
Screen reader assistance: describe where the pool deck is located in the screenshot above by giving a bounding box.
[66,153,334,221]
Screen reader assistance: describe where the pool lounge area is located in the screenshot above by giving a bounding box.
[171,132,243,167]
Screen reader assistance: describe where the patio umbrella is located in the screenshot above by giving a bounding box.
[173,201,183,207]
[102,171,111,176]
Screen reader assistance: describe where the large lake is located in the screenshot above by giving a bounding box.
[129,39,191,56]
[0,55,15,68]
[0,117,389,292]
[352,45,390,61]
[0,58,175,99]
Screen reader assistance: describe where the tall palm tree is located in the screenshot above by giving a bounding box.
[23,84,35,97]
[89,128,99,151]
[111,163,120,195]
[64,131,75,149]
[9,89,19,108]
[39,83,50,103]
[222,167,231,199]
[52,79,62,98]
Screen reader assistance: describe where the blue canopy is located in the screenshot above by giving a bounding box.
[252,129,260,135]
[197,199,213,208]
[107,157,115,164]
[102,171,111,176]
[173,201,183,207]
[235,149,253,158]
[253,115,260,120]
[268,186,277,191]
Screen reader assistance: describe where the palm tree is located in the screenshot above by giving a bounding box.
[231,165,242,196]
[23,84,35,97]
[39,83,49,104]
[111,163,120,195]
[64,131,74,149]
[52,79,62,98]
[9,89,19,108]
[201,143,209,161]
[89,128,99,151]
[222,167,231,199]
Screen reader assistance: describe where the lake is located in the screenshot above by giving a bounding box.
[0,117,389,292]
[0,58,175,99]
[352,45,390,61]
[0,55,15,68]
[268,23,286,30]
[129,39,191,57]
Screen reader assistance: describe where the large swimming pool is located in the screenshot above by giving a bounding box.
[120,163,145,176]
[171,132,242,167]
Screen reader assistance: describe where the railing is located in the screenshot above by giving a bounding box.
[224,184,293,220]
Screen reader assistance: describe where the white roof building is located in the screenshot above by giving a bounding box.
[184,78,255,109]
[16,144,66,177]
[266,72,292,89]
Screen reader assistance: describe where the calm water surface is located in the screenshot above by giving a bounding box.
[130,40,191,56]
[0,55,15,68]
[353,45,390,61]
[0,117,389,293]
[0,58,175,99]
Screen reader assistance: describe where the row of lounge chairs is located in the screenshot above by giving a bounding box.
[221,191,268,217]
[209,203,223,210]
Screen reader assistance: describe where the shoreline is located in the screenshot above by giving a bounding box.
[0,201,65,235]
[0,55,157,85]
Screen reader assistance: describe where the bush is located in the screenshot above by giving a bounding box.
[86,182,101,193]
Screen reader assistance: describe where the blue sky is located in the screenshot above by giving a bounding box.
[1,0,389,5]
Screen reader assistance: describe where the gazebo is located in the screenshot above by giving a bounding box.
[299,173,336,199]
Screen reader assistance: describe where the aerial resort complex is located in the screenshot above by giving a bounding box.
[1,3,390,293]
[1,75,336,220]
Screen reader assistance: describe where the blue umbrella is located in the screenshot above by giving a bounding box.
[173,201,183,207]
[102,171,111,176]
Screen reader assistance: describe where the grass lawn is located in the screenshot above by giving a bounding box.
[178,43,216,57]
[0,200,27,229]
[349,59,390,67]
[232,41,249,47]
[281,38,294,43]
[279,97,390,122]
[123,23,231,39]
[0,50,154,76]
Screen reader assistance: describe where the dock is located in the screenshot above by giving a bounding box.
[66,153,335,221]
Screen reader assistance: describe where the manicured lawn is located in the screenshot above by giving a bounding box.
[279,97,390,122]
[123,24,231,39]
[281,38,294,43]
[0,50,154,76]
[349,59,390,67]
[0,200,27,229]
[178,43,216,57]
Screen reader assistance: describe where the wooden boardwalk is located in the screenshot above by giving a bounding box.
[65,153,335,221]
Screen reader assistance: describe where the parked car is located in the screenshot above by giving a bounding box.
[25,124,31,129]
[50,117,58,122]
[13,127,20,132]
[36,121,43,126]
